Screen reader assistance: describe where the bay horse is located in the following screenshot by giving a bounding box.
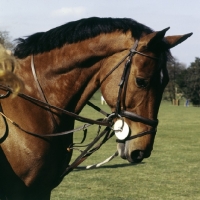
[0,17,192,199]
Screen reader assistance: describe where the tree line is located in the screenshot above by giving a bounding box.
[0,30,199,106]
[164,57,200,106]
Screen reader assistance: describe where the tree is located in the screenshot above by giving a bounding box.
[163,57,200,106]
[163,59,186,103]
[0,30,14,50]
[183,57,200,106]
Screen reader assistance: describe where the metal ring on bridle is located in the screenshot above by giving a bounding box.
[107,113,123,121]
[106,113,125,131]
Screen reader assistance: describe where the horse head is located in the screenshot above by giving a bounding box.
[100,28,192,163]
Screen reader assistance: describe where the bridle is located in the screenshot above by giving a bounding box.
[111,40,159,142]
[0,39,161,177]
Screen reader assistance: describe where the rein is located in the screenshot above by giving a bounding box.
[0,84,112,129]
[0,39,160,176]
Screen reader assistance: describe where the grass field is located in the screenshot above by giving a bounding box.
[51,91,200,200]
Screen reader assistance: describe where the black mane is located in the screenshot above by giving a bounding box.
[14,17,153,58]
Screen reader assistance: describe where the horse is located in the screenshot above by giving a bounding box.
[0,17,192,199]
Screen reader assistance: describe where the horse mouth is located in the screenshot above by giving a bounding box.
[117,142,151,163]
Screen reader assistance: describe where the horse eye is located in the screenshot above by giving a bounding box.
[136,77,148,88]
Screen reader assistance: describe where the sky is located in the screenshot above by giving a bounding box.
[0,0,199,67]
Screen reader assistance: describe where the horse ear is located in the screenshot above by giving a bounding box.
[144,29,193,51]
[146,27,170,50]
[164,33,193,49]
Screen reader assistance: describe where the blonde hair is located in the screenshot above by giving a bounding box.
[0,44,24,95]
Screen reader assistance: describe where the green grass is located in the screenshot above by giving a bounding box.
[51,92,200,200]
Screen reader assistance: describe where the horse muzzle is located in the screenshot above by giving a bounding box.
[117,141,152,163]
[111,110,158,163]
[116,126,156,163]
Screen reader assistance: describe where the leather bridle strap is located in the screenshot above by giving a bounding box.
[61,126,113,177]
[100,52,131,85]
[111,40,159,143]
[31,55,47,103]
[116,129,156,143]
[120,110,158,127]
[0,84,111,127]
[130,49,159,60]
[31,55,58,128]
[115,40,138,115]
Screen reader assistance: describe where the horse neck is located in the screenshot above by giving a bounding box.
[18,31,134,114]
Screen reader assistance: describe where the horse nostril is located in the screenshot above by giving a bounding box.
[130,150,144,163]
